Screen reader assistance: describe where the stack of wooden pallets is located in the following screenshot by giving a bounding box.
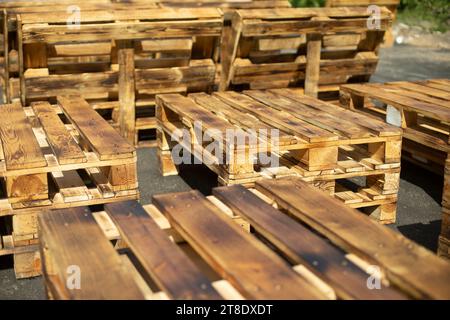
[7,7,222,147]
[339,79,450,259]
[219,7,392,99]
[325,0,400,47]
[0,95,138,278]
[156,89,402,224]
[38,179,450,300]
[0,1,292,103]
[0,1,161,102]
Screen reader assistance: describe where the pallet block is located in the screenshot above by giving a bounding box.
[38,180,450,299]
[156,89,402,223]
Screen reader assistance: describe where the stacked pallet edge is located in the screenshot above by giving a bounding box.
[156,89,402,224]
[339,79,450,259]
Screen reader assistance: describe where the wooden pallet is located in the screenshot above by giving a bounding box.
[5,7,223,147]
[219,7,392,99]
[339,79,450,259]
[156,88,402,223]
[38,179,450,300]
[0,1,163,102]
[0,95,139,278]
[325,0,400,47]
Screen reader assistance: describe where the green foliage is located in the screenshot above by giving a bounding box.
[398,0,450,31]
[289,0,449,32]
[289,0,325,7]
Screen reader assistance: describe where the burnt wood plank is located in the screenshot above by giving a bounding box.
[153,190,326,300]
[213,184,407,300]
[214,91,338,143]
[255,177,450,300]
[32,101,87,165]
[38,207,145,299]
[189,92,296,146]
[57,95,135,160]
[0,103,46,170]
[105,201,222,300]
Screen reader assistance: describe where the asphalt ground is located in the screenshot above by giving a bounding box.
[1,43,450,299]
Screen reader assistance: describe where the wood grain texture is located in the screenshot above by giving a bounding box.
[38,207,145,299]
[153,190,327,300]
[57,95,135,160]
[32,101,86,165]
[255,177,450,300]
[213,185,407,300]
[118,49,136,145]
[0,103,46,170]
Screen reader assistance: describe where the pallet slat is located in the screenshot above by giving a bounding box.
[213,184,406,300]
[105,201,222,300]
[0,103,46,170]
[57,95,135,160]
[153,190,326,300]
[255,177,450,300]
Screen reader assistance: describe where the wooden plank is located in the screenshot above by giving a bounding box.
[382,83,450,108]
[57,95,135,160]
[51,170,89,202]
[213,185,406,300]
[118,49,136,145]
[255,177,450,300]
[214,91,338,143]
[25,71,118,100]
[189,92,295,145]
[105,201,222,300]
[241,17,391,37]
[22,20,223,44]
[32,101,86,165]
[152,190,326,300]
[38,207,145,299]
[237,7,393,20]
[0,103,46,170]
[219,11,243,91]
[20,8,222,24]
[244,90,371,139]
[156,94,246,145]
[342,84,450,122]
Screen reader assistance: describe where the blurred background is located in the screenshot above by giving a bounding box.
[291,0,450,32]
